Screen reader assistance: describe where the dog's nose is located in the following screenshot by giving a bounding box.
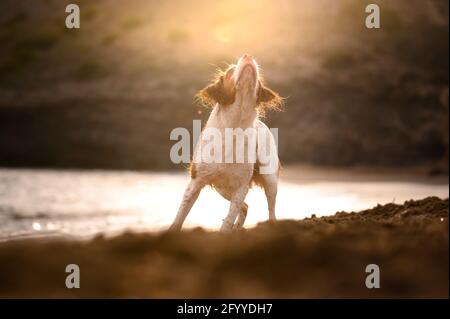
[242,54,253,60]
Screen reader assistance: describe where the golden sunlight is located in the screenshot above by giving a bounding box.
[214,25,234,44]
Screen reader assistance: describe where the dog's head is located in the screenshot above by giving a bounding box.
[197,54,282,111]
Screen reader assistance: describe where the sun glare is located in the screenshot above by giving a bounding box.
[214,25,234,43]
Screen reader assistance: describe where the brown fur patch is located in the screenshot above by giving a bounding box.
[189,162,196,179]
[251,161,281,188]
[196,66,236,107]
[256,80,284,115]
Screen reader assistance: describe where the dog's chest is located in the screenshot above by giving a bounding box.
[194,103,258,189]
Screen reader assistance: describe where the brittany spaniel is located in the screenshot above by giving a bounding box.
[170,54,282,232]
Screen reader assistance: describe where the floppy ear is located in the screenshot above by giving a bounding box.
[197,75,236,107]
[257,80,282,110]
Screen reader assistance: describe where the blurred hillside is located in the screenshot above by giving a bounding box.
[0,0,448,171]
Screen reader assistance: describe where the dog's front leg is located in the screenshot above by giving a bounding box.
[169,179,204,231]
[220,186,249,233]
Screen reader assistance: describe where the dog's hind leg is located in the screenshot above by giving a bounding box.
[169,178,205,231]
[216,188,248,230]
[233,202,248,229]
[261,173,278,221]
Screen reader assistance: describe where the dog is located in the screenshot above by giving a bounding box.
[170,54,282,232]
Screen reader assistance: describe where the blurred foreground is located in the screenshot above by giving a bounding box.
[0,197,447,298]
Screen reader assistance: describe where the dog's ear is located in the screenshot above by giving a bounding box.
[257,80,283,111]
[197,73,236,107]
[257,81,278,104]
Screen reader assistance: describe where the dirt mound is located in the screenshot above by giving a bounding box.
[0,197,448,298]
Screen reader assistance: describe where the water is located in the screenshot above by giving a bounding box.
[0,168,448,241]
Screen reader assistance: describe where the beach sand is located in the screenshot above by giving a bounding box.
[0,196,448,298]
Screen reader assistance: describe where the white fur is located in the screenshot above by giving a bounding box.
[170,55,279,232]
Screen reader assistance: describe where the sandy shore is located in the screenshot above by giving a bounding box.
[0,197,448,298]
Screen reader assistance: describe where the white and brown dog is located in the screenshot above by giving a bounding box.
[170,54,282,232]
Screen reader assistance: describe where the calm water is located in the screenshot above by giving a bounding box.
[0,168,448,240]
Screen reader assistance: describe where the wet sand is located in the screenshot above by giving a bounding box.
[0,196,448,298]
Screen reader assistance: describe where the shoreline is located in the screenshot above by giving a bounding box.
[280,164,449,185]
[1,166,448,241]
[1,164,448,183]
